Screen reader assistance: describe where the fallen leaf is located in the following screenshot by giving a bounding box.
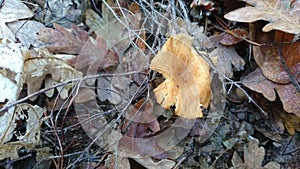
[167,17,210,49]
[220,29,249,45]
[224,0,300,34]
[150,34,211,119]
[7,20,45,48]
[97,76,122,105]
[0,104,45,160]
[38,23,89,54]
[0,0,34,41]
[210,45,245,78]
[120,99,168,159]
[24,48,82,101]
[96,65,131,105]
[243,68,300,116]
[133,157,175,169]
[37,0,89,28]
[122,99,160,136]
[100,154,130,169]
[230,139,280,169]
[204,33,246,78]
[85,9,141,56]
[0,38,24,143]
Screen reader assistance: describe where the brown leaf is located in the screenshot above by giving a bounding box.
[230,140,280,169]
[100,154,130,169]
[220,29,249,45]
[243,68,300,116]
[68,36,118,78]
[224,0,300,34]
[150,34,211,119]
[24,49,82,101]
[248,22,300,85]
[85,9,141,56]
[38,23,89,54]
[209,44,245,78]
[120,99,168,159]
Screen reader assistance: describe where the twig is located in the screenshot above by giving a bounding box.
[0,71,141,113]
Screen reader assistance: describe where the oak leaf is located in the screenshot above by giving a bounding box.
[206,34,246,78]
[249,22,300,84]
[230,139,280,169]
[38,23,89,54]
[85,9,141,56]
[0,39,24,143]
[24,48,82,101]
[243,68,300,116]
[150,34,211,119]
[0,0,34,41]
[224,0,300,34]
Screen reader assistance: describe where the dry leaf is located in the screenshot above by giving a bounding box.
[134,157,175,169]
[120,99,168,159]
[230,139,280,169]
[205,34,246,78]
[38,0,89,28]
[85,9,141,56]
[7,20,45,48]
[249,22,300,84]
[150,34,211,119]
[0,104,46,160]
[0,39,24,144]
[0,0,34,41]
[220,29,249,45]
[38,23,89,54]
[24,48,82,101]
[279,112,300,135]
[97,76,122,105]
[243,68,300,116]
[101,154,130,169]
[224,0,300,34]
[210,45,245,78]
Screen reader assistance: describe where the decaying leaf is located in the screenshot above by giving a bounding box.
[224,0,300,34]
[150,34,211,119]
[37,0,89,28]
[0,0,34,41]
[230,139,280,169]
[205,33,246,78]
[0,104,49,161]
[24,48,82,100]
[249,22,300,84]
[85,9,141,56]
[8,20,45,48]
[167,17,212,52]
[38,23,89,54]
[134,157,175,169]
[0,39,24,144]
[220,29,249,46]
[120,99,168,159]
[277,111,300,135]
[236,21,300,116]
[243,68,300,116]
[210,45,245,78]
[101,154,130,169]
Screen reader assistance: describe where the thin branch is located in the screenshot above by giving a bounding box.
[0,71,141,113]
